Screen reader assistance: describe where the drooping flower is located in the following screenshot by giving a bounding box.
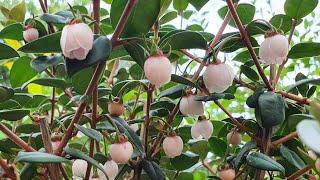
[60,22,93,60]
[23,25,39,42]
[227,131,242,145]
[109,140,133,164]
[72,159,88,178]
[163,135,183,158]
[219,168,236,180]
[97,160,119,180]
[191,116,213,140]
[203,62,235,93]
[108,97,125,117]
[144,52,172,87]
[179,91,204,116]
[259,33,288,65]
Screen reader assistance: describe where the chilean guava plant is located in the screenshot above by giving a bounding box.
[1,0,320,179]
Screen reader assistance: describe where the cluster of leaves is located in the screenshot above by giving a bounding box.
[0,0,320,179]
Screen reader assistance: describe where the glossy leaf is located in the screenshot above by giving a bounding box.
[218,4,255,27]
[288,42,320,59]
[74,124,103,142]
[0,42,20,60]
[31,55,63,73]
[10,57,37,88]
[208,136,227,157]
[16,151,68,163]
[284,0,318,19]
[279,145,305,169]
[0,109,30,121]
[22,78,71,90]
[18,32,62,53]
[0,23,23,40]
[246,152,285,173]
[0,86,14,102]
[188,0,209,11]
[170,152,199,171]
[234,141,257,169]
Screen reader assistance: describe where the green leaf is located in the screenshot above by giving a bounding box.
[246,152,285,173]
[141,159,165,180]
[233,48,259,62]
[71,68,94,94]
[16,151,68,163]
[279,145,305,169]
[234,141,257,169]
[170,152,199,171]
[124,40,147,68]
[0,86,14,102]
[40,13,69,24]
[74,124,103,142]
[22,78,71,90]
[64,147,109,177]
[110,0,161,38]
[310,100,320,121]
[246,20,272,36]
[0,109,30,121]
[240,65,259,82]
[20,163,37,180]
[189,140,209,160]
[18,32,62,53]
[65,36,112,76]
[31,55,63,73]
[159,30,207,51]
[105,116,144,154]
[111,80,148,97]
[258,92,286,128]
[9,1,26,22]
[270,14,294,33]
[159,84,185,99]
[0,23,23,40]
[0,42,20,60]
[288,42,320,59]
[160,11,178,24]
[10,57,37,88]
[188,0,209,11]
[173,0,188,11]
[208,136,227,157]
[284,0,318,19]
[218,4,255,27]
[171,74,199,88]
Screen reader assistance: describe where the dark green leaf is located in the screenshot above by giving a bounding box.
[10,57,37,88]
[233,48,259,62]
[0,86,14,102]
[284,0,318,19]
[0,23,23,40]
[31,55,63,73]
[0,42,19,60]
[16,151,68,163]
[160,11,178,24]
[240,65,259,82]
[189,140,209,160]
[159,84,185,99]
[270,14,294,33]
[287,78,320,92]
[74,124,103,142]
[18,32,61,53]
[20,163,37,180]
[141,159,165,180]
[173,0,188,11]
[159,30,207,51]
[71,67,94,94]
[0,109,29,121]
[22,78,70,90]
[110,0,161,37]
[288,42,320,59]
[235,141,257,169]
[279,145,305,169]
[65,36,112,76]
[40,13,69,24]
[208,136,227,157]
[170,152,199,171]
[171,74,199,88]
[195,93,235,102]
[188,0,208,11]
[218,4,255,27]
[246,20,271,36]
[246,152,285,173]
[111,80,148,97]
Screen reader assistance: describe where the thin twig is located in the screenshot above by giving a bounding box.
[226,0,273,91]
[143,84,154,154]
[287,166,311,180]
[270,131,298,149]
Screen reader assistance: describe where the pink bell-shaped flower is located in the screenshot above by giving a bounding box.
[179,91,204,117]
[23,25,39,42]
[162,134,183,158]
[109,139,133,164]
[191,116,213,140]
[259,33,288,65]
[60,22,93,60]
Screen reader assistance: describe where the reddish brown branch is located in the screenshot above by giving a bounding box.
[271,131,298,149]
[144,84,154,154]
[0,158,16,180]
[55,0,139,156]
[0,123,36,152]
[287,166,311,180]
[226,0,273,91]
[277,91,310,105]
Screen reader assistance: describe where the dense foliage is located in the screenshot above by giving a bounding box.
[0,0,320,179]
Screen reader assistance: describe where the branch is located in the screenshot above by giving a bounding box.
[0,123,35,152]
[270,131,298,149]
[287,166,311,180]
[0,158,16,180]
[55,0,139,156]
[226,0,273,91]
[277,91,310,105]
[144,84,154,154]
[202,160,215,176]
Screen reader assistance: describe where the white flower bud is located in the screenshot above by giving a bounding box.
[60,22,93,60]
[191,119,213,140]
[163,135,183,158]
[179,94,204,116]
[259,34,288,65]
[109,141,133,164]
[203,63,235,93]
[144,54,172,87]
[227,131,242,145]
[23,27,39,42]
